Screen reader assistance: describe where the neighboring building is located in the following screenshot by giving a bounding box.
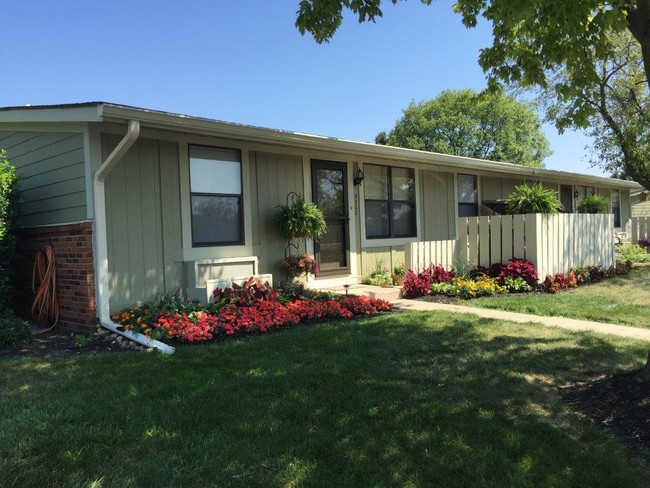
[631,189,650,218]
[0,103,641,330]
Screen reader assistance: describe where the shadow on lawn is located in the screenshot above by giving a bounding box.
[1,313,648,487]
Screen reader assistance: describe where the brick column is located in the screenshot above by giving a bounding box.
[15,221,97,332]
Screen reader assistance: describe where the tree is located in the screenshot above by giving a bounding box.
[0,149,20,312]
[295,0,650,188]
[376,89,550,167]
[539,31,650,187]
[296,0,650,377]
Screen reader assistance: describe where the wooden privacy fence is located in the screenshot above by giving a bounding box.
[631,217,650,244]
[405,214,615,281]
[404,239,456,272]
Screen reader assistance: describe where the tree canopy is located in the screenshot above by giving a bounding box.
[539,31,650,188]
[377,89,550,167]
[295,0,650,188]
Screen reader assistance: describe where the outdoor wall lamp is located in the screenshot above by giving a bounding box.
[353,168,365,186]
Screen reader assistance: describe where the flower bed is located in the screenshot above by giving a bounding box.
[112,278,392,343]
[404,259,632,300]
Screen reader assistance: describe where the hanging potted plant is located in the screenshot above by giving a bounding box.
[277,193,327,240]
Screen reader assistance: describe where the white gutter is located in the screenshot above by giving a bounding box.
[93,120,175,354]
[97,103,641,190]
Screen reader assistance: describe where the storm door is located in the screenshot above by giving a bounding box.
[560,185,574,212]
[311,160,349,275]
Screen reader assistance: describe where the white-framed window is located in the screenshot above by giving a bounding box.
[457,174,478,217]
[364,164,416,239]
[611,189,621,227]
[575,185,595,206]
[188,144,243,246]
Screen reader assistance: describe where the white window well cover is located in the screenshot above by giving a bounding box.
[189,146,241,195]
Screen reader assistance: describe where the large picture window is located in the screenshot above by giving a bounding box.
[364,164,416,239]
[457,174,478,217]
[189,145,243,246]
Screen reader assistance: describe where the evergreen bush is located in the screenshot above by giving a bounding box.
[0,149,20,312]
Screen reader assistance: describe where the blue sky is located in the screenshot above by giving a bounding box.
[1,1,600,175]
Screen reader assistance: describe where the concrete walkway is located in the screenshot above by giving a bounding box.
[326,283,650,341]
[392,298,650,342]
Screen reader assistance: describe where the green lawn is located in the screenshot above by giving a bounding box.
[1,312,649,487]
[469,266,650,329]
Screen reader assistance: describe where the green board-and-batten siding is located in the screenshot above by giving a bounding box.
[481,176,521,202]
[250,150,305,282]
[421,169,455,241]
[102,134,184,313]
[0,131,86,226]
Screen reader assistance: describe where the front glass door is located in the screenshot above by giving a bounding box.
[311,160,349,275]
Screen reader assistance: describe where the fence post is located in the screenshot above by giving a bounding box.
[405,242,414,272]
[513,215,526,259]
[479,216,491,267]
[525,213,543,282]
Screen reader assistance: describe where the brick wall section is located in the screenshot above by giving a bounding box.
[15,221,97,332]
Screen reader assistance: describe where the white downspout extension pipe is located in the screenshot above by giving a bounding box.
[93,120,175,354]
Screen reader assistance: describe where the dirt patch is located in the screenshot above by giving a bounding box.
[562,368,650,451]
[0,331,134,360]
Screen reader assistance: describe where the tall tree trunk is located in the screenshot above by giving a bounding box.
[626,0,650,89]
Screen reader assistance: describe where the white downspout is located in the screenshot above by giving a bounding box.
[93,120,175,354]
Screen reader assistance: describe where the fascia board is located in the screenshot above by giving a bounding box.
[97,104,644,191]
[0,106,103,123]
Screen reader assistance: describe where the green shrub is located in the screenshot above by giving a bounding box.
[430,282,453,295]
[616,244,650,264]
[0,311,32,348]
[577,194,609,214]
[362,270,393,286]
[0,149,20,312]
[152,289,203,315]
[362,257,393,286]
[505,183,561,215]
[503,276,533,293]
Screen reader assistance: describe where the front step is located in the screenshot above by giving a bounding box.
[325,284,402,302]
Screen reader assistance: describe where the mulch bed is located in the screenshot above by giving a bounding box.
[562,367,650,451]
[0,331,133,360]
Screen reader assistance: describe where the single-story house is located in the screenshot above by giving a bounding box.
[0,102,641,331]
[632,189,650,218]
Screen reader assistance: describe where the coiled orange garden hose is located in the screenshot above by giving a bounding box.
[31,244,59,333]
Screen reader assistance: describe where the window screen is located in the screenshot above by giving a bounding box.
[457,174,478,217]
[364,164,416,238]
[189,145,243,246]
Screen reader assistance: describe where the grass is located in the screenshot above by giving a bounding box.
[1,312,649,487]
[469,266,650,329]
